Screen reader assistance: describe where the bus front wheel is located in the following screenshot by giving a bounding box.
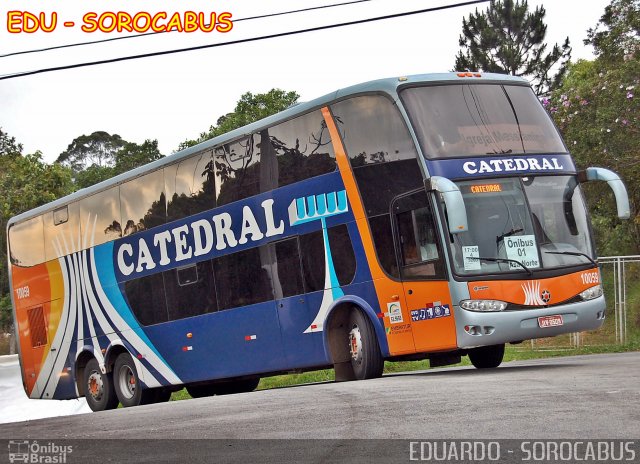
[84,358,119,411]
[468,343,505,369]
[348,310,384,380]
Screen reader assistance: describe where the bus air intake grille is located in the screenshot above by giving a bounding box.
[27,305,48,348]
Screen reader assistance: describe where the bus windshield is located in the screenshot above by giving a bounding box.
[448,176,595,276]
[401,84,567,158]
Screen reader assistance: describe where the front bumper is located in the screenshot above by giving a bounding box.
[455,295,606,349]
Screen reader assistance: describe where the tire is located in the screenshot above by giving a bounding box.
[348,309,384,380]
[83,358,119,412]
[113,352,153,407]
[468,343,505,369]
[211,378,260,395]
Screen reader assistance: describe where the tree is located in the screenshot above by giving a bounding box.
[114,139,163,174]
[57,131,126,173]
[59,132,164,189]
[547,0,639,255]
[585,0,639,63]
[0,135,74,332]
[0,127,23,157]
[454,0,571,95]
[178,89,299,150]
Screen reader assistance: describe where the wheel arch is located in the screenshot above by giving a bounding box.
[322,295,390,361]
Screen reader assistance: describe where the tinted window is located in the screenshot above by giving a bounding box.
[299,230,325,292]
[125,273,168,326]
[44,202,80,261]
[299,224,356,291]
[272,238,304,298]
[330,95,421,277]
[401,84,567,158]
[369,215,399,277]
[394,191,444,279]
[165,261,217,320]
[266,110,336,188]
[120,170,166,236]
[213,246,273,309]
[331,95,417,167]
[165,150,216,222]
[79,187,122,246]
[328,225,356,286]
[9,216,45,266]
[214,136,261,206]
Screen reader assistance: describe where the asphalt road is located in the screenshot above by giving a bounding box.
[1,352,638,440]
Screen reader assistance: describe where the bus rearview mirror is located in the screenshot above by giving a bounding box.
[579,167,631,220]
[426,176,469,234]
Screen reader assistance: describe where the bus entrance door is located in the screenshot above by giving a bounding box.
[394,191,458,353]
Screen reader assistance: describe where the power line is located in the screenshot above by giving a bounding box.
[0,0,375,59]
[0,0,489,82]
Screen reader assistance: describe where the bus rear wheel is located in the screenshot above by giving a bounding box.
[84,358,119,412]
[113,352,154,407]
[348,309,384,380]
[468,343,505,369]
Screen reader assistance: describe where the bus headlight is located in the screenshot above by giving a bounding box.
[579,285,603,301]
[460,299,507,312]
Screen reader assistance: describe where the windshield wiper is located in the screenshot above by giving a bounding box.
[486,149,513,154]
[544,251,597,267]
[470,256,532,275]
[496,227,524,246]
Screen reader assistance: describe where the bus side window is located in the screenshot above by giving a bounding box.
[214,136,261,207]
[165,151,216,222]
[165,261,218,321]
[299,224,356,291]
[120,169,166,236]
[44,203,80,261]
[267,109,336,188]
[124,272,169,326]
[213,246,274,309]
[271,238,305,299]
[79,187,122,246]
[8,216,45,267]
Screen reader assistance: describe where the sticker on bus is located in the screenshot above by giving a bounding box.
[411,304,451,322]
[538,315,563,328]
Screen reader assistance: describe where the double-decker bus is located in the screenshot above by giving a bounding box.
[7,72,630,411]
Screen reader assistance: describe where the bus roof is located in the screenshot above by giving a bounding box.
[7,72,528,227]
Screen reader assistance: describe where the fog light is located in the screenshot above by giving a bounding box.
[579,285,603,301]
[460,299,507,312]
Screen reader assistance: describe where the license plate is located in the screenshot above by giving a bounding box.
[538,315,564,328]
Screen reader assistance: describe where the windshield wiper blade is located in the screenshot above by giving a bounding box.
[471,256,532,275]
[496,227,524,246]
[544,251,597,267]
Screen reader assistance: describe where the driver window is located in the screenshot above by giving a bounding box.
[394,192,445,279]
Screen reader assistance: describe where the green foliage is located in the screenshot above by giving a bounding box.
[178,89,300,150]
[0,142,75,329]
[547,0,640,255]
[57,131,126,173]
[0,127,23,157]
[59,132,164,189]
[585,0,640,64]
[454,0,571,95]
[114,139,163,174]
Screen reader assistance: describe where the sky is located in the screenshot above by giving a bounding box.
[0,0,611,164]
